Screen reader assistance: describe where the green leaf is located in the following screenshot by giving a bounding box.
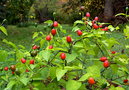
[72,26,80,32]
[102,38,119,49]
[16,50,24,61]
[66,53,78,63]
[18,45,25,49]
[44,20,53,24]
[56,68,67,81]
[115,13,126,17]
[78,73,93,81]
[110,64,118,74]
[32,82,46,90]
[115,26,119,30]
[40,39,45,48]
[4,81,16,90]
[53,48,67,52]
[34,37,42,42]
[115,87,125,90]
[30,64,37,70]
[86,65,101,78]
[127,15,129,17]
[46,82,60,90]
[108,25,115,31]
[78,85,87,90]
[33,32,39,39]
[124,26,129,38]
[50,67,57,79]
[39,50,51,61]
[64,66,82,71]
[0,26,8,35]
[74,20,84,26]
[125,45,129,48]
[40,67,49,80]
[119,58,128,64]
[0,50,8,62]
[66,80,82,90]
[20,77,29,86]
[97,78,109,86]
[2,39,17,50]
[61,29,66,34]
[87,21,92,26]
[1,76,8,81]
[109,85,125,90]
[32,67,49,80]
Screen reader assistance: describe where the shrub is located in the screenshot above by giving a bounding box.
[0,12,129,90]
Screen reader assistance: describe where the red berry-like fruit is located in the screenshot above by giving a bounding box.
[86,12,90,17]
[4,67,8,71]
[103,60,110,68]
[100,57,107,62]
[111,51,116,54]
[123,79,128,83]
[32,45,37,50]
[93,24,99,29]
[12,71,15,74]
[104,27,108,31]
[46,35,51,41]
[77,30,82,36]
[88,77,95,85]
[101,28,105,31]
[25,69,29,72]
[49,45,53,49]
[30,60,35,64]
[51,29,57,36]
[94,16,99,21]
[21,58,26,64]
[92,20,95,25]
[53,21,58,27]
[66,36,72,43]
[99,25,103,28]
[60,53,66,60]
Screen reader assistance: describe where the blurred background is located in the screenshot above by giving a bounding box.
[0,0,129,53]
[0,0,129,26]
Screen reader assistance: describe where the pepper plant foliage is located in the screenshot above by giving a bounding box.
[0,14,129,90]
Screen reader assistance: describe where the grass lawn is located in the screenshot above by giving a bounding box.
[0,24,129,54]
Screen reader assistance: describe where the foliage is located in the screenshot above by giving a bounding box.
[33,0,58,23]
[0,0,35,24]
[54,0,104,23]
[0,20,8,36]
[0,13,129,90]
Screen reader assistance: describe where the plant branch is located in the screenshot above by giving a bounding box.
[112,75,128,81]
[94,41,105,56]
[68,43,73,54]
[73,37,88,45]
[48,50,68,64]
[76,57,86,65]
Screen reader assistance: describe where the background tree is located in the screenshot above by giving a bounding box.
[0,0,7,22]
[0,0,35,24]
[33,0,58,23]
[54,0,129,24]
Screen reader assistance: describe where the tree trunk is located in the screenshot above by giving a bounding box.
[104,0,114,22]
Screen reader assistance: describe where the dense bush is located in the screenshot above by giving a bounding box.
[0,0,34,24]
[0,13,129,89]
